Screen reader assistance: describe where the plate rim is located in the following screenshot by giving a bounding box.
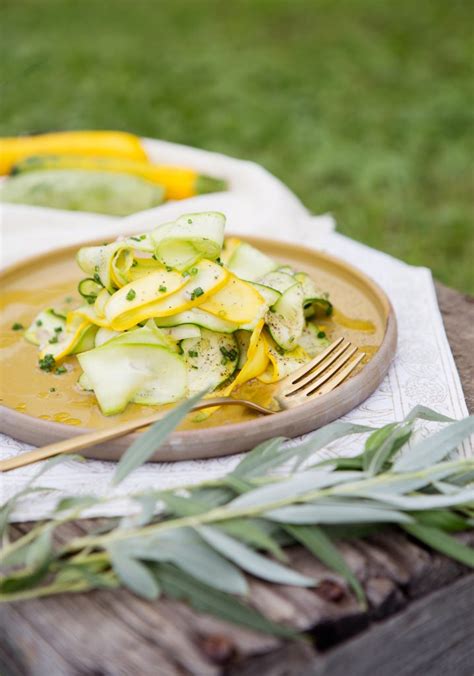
[0,234,397,460]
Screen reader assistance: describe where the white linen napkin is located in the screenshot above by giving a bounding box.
[0,140,469,520]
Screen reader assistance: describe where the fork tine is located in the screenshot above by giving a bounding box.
[282,339,352,395]
[284,345,358,398]
[280,336,345,389]
[308,351,365,398]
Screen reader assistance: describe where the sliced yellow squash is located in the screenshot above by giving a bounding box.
[220,237,241,265]
[94,288,111,318]
[39,315,95,361]
[221,320,269,395]
[125,257,164,282]
[76,242,135,291]
[68,305,112,329]
[104,269,186,325]
[105,259,228,331]
[199,273,266,324]
[258,332,309,384]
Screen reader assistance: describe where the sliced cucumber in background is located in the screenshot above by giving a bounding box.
[182,329,239,395]
[227,241,278,281]
[266,282,305,351]
[0,170,165,217]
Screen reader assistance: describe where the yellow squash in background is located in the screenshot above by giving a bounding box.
[0,130,147,174]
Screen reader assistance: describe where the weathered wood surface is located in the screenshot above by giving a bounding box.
[435,282,474,411]
[1,281,473,676]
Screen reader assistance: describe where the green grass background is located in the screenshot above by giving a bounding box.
[1,0,473,292]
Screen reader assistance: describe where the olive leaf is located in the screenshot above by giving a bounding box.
[228,470,363,509]
[216,518,286,560]
[394,416,474,472]
[108,544,160,600]
[121,528,248,595]
[403,524,474,567]
[284,524,365,605]
[1,404,473,637]
[198,525,315,586]
[113,390,206,485]
[231,421,373,479]
[267,500,412,524]
[155,563,295,638]
[0,486,56,537]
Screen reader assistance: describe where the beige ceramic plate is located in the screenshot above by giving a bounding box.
[0,236,397,462]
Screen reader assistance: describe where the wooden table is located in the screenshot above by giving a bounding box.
[1,282,473,676]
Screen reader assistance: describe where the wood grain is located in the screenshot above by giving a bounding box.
[0,281,472,676]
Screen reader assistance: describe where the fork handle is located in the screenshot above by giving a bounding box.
[0,398,274,472]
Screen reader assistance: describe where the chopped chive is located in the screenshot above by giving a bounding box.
[39,354,55,372]
[11,322,24,331]
[182,270,190,278]
[187,218,193,224]
[54,326,63,333]
[55,366,67,375]
[130,236,141,242]
[190,287,204,300]
[188,350,199,358]
[220,346,238,361]
[190,267,198,276]
[126,289,136,301]
[165,265,173,271]
[49,387,56,392]
[36,320,43,327]
[158,285,167,293]
[49,335,59,344]
[317,330,326,339]
[140,234,146,240]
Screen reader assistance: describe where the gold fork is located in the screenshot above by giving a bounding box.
[0,338,364,472]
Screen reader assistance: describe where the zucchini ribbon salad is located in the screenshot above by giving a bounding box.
[25,213,332,416]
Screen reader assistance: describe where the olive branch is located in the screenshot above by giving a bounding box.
[1,397,473,637]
